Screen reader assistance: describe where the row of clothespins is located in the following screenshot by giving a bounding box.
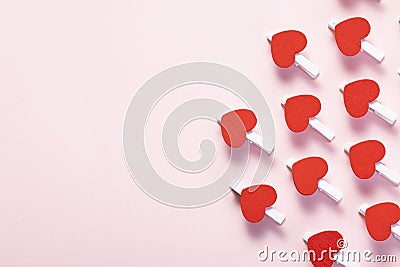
[268,17,392,79]
[219,108,400,230]
[216,15,400,265]
[220,99,400,203]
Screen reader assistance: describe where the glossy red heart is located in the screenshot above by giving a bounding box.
[349,140,385,179]
[292,157,328,195]
[271,30,307,68]
[240,184,277,223]
[284,95,321,133]
[334,17,371,56]
[308,231,343,267]
[343,79,380,118]
[220,109,257,148]
[365,202,400,241]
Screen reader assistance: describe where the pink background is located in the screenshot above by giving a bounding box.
[1,0,400,266]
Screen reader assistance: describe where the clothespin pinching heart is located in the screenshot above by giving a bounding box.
[303,231,360,267]
[230,181,285,224]
[328,17,384,62]
[359,202,400,241]
[339,79,397,125]
[281,95,335,141]
[344,140,400,186]
[286,157,343,203]
[218,109,274,153]
[267,30,319,78]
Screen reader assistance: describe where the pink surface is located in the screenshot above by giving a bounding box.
[1,0,400,266]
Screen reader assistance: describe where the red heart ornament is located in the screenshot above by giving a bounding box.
[284,95,321,133]
[292,157,328,195]
[220,109,257,148]
[271,30,307,68]
[343,79,380,118]
[349,140,385,179]
[308,231,343,267]
[240,184,277,223]
[365,202,400,241]
[334,17,371,56]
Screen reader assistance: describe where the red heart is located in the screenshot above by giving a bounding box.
[334,17,371,56]
[343,79,380,118]
[292,157,328,195]
[365,202,400,241]
[220,109,257,148]
[284,95,321,133]
[349,140,385,179]
[240,185,277,223]
[271,30,307,68]
[308,231,343,267]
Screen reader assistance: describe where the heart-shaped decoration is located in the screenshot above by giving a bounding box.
[240,184,277,223]
[220,109,257,148]
[343,79,380,118]
[334,17,371,56]
[284,95,321,133]
[271,30,307,68]
[365,202,400,241]
[292,157,328,195]
[349,140,385,179]
[308,231,343,267]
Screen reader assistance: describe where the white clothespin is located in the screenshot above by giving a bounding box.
[303,232,360,267]
[217,114,274,153]
[267,33,319,78]
[245,130,273,153]
[328,19,384,62]
[281,97,335,141]
[344,143,400,186]
[286,159,343,203]
[230,181,286,225]
[339,82,397,125]
[359,203,400,241]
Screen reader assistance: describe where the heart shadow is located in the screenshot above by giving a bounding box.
[353,173,400,199]
[346,112,399,136]
[338,0,383,9]
[338,52,385,75]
